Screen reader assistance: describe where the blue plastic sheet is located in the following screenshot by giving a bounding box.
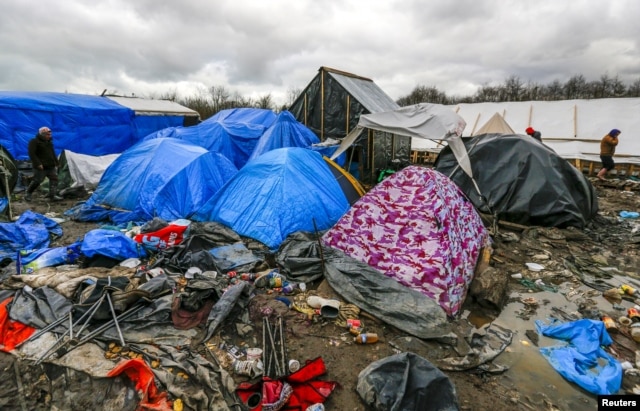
[0,210,62,260]
[535,319,622,395]
[80,229,147,261]
[19,242,82,273]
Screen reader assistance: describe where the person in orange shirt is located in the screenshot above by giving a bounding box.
[597,129,621,181]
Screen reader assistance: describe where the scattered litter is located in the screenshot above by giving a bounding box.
[525,262,544,272]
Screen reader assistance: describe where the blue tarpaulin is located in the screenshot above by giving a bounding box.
[0,91,135,160]
[0,210,62,261]
[248,111,320,161]
[65,138,237,224]
[193,147,350,250]
[144,108,278,169]
[535,319,622,395]
[81,229,147,260]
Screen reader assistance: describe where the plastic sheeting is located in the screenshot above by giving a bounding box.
[81,229,148,260]
[58,150,119,190]
[0,210,62,261]
[434,133,599,228]
[249,111,320,161]
[276,233,451,339]
[145,118,268,169]
[357,352,459,411]
[66,138,237,223]
[0,91,136,159]
[535,319,622,395]
[323,166,488,317]
[193,147,350,251]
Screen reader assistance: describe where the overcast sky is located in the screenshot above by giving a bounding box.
[1,0,639,106]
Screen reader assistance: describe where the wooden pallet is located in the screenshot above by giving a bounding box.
[567,159,638,177]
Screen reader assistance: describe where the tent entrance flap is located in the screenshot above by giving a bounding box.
[330,126,364,161]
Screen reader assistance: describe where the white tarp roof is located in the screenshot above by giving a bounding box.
[330,103,472,177]
[106,96,199,117]
[412,98,640,163]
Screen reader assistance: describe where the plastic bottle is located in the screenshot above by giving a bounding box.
[354,333,379,344]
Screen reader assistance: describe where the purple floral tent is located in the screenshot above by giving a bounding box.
[322,166,489,316]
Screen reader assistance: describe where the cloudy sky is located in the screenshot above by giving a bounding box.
[1,0,639,106]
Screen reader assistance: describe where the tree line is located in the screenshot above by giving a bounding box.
[156,73,640,119]
[396,74,640,106]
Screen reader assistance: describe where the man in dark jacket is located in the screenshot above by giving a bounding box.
[25,126,62,201]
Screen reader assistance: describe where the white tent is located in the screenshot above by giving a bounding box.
[411,98,640,164]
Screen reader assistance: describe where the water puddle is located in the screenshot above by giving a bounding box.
[465,272,640,410]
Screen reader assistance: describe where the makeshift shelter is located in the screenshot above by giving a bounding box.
[330,103,471,185]
[57,150,120,192]
[248,111,320,161]
[105,95,200,139]
[0,91,198,160]
[434,133,598,228]
[289,66,408,184]
[322,166,489,317]
[145,114,268,169]
[66,138,238,223]
[193,147,351,250]
[208,107,276,128]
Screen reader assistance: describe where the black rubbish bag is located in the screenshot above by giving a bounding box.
[357,352,459,411]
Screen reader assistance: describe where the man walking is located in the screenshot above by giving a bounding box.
[596,129,621,181]
[25,126,62,201]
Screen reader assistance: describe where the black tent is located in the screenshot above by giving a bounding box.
[289,66,410,185]
[434,133,598,228]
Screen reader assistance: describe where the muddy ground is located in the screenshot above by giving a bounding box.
[1,176,640,411]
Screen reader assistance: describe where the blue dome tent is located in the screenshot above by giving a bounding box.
[193,147,350,250]
[66,138,237,223]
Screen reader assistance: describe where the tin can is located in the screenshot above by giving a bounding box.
[602,316,618,332]
[288,359,300,373]
[282,282,295,294]
[349,326,363,336]
[621,284,637,296]
[240,273,256,281]
[346,319,361,328]
[628,307,640,322]
[227,271,237,278]
[270,276,283,288]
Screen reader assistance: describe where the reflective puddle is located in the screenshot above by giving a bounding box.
[465,273,640,410]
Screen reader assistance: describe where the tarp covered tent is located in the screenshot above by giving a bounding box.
[193,147,350,250]
[0,91,199,160]
[57,150,120,191]
[289,66,408,184]
[144,117,267,169]
[248,111,320,161]
[105,95,200,140]
[434,133,599,228]
[66,138,238,223]
[0,145,18,196]
[208,107,276,128]
[322,166,489,317]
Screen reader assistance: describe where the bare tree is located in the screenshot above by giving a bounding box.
[255,93,274,110]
